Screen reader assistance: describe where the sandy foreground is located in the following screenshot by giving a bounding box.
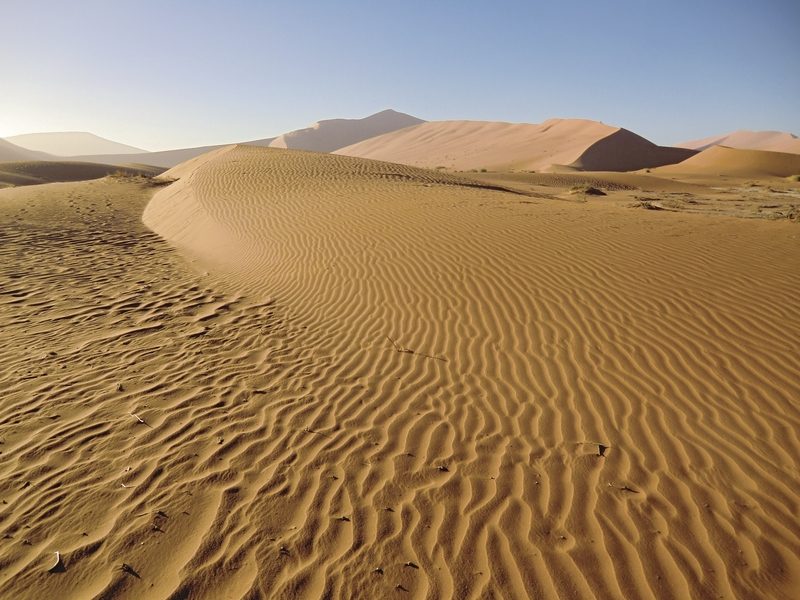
[1,147,798,599]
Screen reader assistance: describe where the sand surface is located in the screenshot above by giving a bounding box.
[65,110,423,168]
[651,145,800,179]
[269,109,424,153]
[678,130,800,154]
[334,119,696,172]
[1,148,799,599]
[0,162,163,189]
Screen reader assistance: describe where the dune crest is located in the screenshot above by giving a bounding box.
[0,138,53,162]
[6,132,148,157]
[334,118,695,171]
[269,109,425,153]
[652,145,800,177]
[678,130,800,154]
[137,145,800,597]
[1,146,797,598]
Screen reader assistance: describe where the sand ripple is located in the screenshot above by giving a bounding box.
[1,150,799,599]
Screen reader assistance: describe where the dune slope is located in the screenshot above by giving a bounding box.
[0,138,53,162]
[269,109,425,153]
[139,145,799,598]
[5,132,147,157]
[1,146,798,599]
[678,130,800,154]
[334,119,695,172]
[0,161,163,188]
[653,145,800,178]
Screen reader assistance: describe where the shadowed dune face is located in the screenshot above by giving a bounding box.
[335,118,694,172]
[652,145,800,178]
[1,146,798,598]
[569,129,696,171]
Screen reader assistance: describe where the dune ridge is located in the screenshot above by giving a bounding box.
[269,109,425,153]
[64,109,424,168]
[135,145,800,597]
[0,161,163,188]
[5,132,148,157]
[1,146,798,598]
[334,118,696,172]
[0,138,53,163]
[652,145,800,178]
[678,130,800,154]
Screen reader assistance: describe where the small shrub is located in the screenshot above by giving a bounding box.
[569,185,606,196]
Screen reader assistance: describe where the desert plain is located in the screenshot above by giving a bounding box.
[0,113,798,599]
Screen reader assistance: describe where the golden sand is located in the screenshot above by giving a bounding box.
[1,147,798,598]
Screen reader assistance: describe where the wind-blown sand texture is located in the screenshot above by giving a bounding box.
[678,130,800,155]
[1,146,799,599]
[334,119,696,172]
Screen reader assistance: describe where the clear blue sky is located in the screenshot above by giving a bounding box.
[2,0,798,150]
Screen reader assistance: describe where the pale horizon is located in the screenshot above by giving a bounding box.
[2,2,799,597]
[2,0,798,151]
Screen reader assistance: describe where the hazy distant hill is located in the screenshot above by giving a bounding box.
[6,132,147,157]
[61,110,425,168]
[0,138,53,162]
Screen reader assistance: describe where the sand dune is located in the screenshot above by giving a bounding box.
[1,146,798,599]
[0,161,163,188]
[62,109,422,168]
[0,138,53,162]
[652,145,800,178]
[269,109,424,153]
[6,132,147,157]
[678,130,800,154]
[334,118,696,172]
[65,144,239,169]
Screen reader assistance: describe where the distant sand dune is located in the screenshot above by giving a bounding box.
[0,138,53,162]
[678,130,800,154]
[64,109,424,168]
[269,109,424,153]
[5,132,147,157]
[1,146,798,599]
[652,145,800,178]
[335,118,696,172]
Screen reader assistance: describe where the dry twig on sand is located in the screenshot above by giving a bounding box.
[387,336,414,354]
[387,336,447,362]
